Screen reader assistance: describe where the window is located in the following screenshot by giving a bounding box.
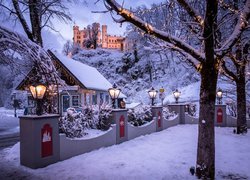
[105,95,109,104]
[92,94,97,105]
[100,93,104,105]
[72,95,79,107]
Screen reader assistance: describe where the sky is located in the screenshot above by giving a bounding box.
[0,0,163,51]
[53,0,164,46]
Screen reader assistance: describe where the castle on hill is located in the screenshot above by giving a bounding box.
[73,23,132,51]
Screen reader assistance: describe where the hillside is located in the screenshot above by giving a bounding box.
[73,48,200,104]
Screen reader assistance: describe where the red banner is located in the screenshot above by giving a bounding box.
[217,108,223,123]
[41,124,53,157]
[119,115,125,138]
[158,111,161,128]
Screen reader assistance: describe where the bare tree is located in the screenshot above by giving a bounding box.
[62,40,73,56]
[222,42,249,134]
[102,0,250,178]
[0,0,72,47]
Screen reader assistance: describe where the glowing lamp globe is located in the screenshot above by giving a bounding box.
[108,83,121,100]
[148,87,157,99]
[173,89,181,103]
[148,87,158,106]
[29,84,47,99]
[217,88,223,104]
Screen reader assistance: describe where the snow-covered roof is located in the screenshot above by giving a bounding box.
[51,51,126,98]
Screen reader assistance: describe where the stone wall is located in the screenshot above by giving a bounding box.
[60,125,116,160]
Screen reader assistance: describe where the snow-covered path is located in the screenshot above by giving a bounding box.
[0,125,249,180]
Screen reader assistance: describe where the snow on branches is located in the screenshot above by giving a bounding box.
[0,25,63,86]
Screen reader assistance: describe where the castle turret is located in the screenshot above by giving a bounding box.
[102,25,107,48]
[73,25,79,44]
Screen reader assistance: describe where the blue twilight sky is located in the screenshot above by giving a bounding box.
[1,0,163,51]
[55,0,163,40]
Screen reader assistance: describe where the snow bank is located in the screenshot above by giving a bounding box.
[2,125,249,179]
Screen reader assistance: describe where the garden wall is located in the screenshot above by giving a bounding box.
[128,118,156,140]
[226,115,237,127]
[163,115,180,129]
[60,125,116,160]
[185,113,199,124]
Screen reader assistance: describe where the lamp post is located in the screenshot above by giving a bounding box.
[12,93,18,117]
[173,89,181,104]
[29,84,47,115]
[148,87,158,106]
[108,83,121,109]
[217,88,223,104]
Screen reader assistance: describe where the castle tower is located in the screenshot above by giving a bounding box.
[92,23,102,46]
[102,25,107,48]
[73,25,79,45]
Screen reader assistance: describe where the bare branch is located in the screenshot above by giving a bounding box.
[104,0,205,62]
[0,25,63,86]
[176,0,204,26]
[216,0,250,57]
[12,0,33,41]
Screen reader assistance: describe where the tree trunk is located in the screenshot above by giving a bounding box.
[196,63,218,179]
[196,0,218,179]
[29,0,43,47]
[236,67,247,134]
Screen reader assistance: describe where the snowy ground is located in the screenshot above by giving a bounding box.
[0,125,249,180]
[0,107,23,135]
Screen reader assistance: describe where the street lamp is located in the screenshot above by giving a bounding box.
[173,89,181,104]
[29,84,47,115]
[217,88,223,104]
[148,87,158,106]
[108,83,121,109]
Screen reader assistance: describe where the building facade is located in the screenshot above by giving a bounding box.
[73,23,127,51]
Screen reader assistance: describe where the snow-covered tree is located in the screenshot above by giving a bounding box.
[222,42,249,134]
[0,0,74,47]
[0,25,63,113]
[103,0,250,178]
[62,40,73,56]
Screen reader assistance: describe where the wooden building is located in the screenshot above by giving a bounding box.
[16,50,126,115]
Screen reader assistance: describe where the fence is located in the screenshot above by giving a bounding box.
[19,105,250,169]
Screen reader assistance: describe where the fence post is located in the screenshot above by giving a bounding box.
[152,106,163,132]
[19,114,60,169]
[112,109,128,144]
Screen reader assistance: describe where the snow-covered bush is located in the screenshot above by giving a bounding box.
[187,104,197,117]
[162,107,176,120]
[128,105,152,126]
[59,106,112,138]
[96,107,112,131]
[59,108,88,138]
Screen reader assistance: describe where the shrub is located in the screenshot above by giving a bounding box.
[128,105,152,126]
[162,106,177,120]
[59,106,112,138]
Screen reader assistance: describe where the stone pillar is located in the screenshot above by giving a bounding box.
[19,114,60,169]
[112,109,128,144]
[152,106,163,132]
[214,105,227,127]
[168,104,188,124]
